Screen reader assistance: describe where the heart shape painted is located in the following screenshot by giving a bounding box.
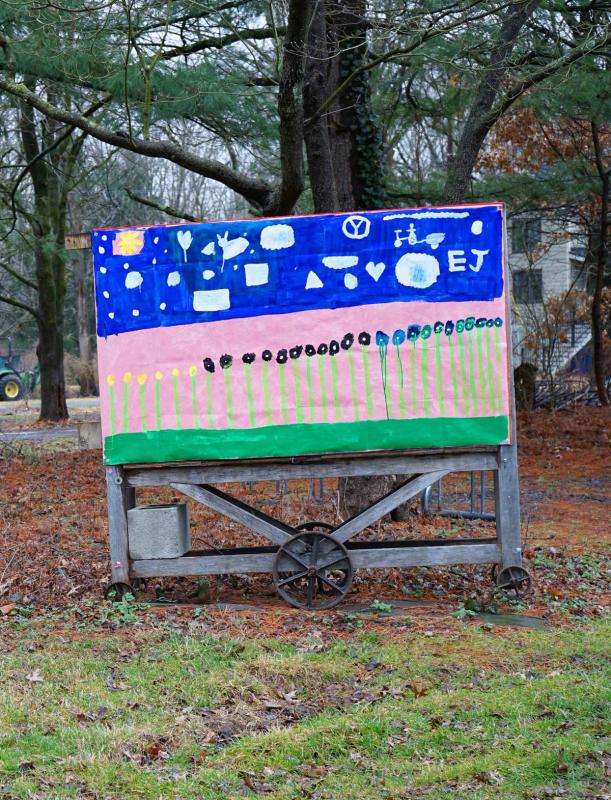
[366,261,385,281]
[177,230,193,251]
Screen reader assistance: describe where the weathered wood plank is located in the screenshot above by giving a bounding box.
[349,541,499,569]
[132,551,275,578]
[171,483,294,545]
[106,465,130,584]
[333,470,449,543]
[126,452,497,486]
[494,444,522,568]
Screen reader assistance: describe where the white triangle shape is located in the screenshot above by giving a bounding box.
[305,270,324,289]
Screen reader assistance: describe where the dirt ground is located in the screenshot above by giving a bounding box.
[0,407,608,636]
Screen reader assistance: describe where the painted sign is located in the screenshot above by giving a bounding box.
[93,204,511,465]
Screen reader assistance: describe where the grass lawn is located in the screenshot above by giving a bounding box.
[1,615,609,800]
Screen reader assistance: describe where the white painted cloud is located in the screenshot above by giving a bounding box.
[167,271,181,287]
[260,224,295,250]
[203,269,215,280]
[471,220,483,235]
[344,273,358,290]
[395,252,440,288]
[125,271,143,289]
[322,256,359,270]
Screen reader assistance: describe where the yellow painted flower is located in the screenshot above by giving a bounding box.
[188,365,197,377]
[113,229,144,256]
[123,371,132,384]
[172,368,180,377]
[137,373,148,385]
[107,374,115,386]
[155,370,163,381]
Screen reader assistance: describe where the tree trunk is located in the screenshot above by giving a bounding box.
[76,250,91,364]
[37,255,68,420]
[591,121,610,406]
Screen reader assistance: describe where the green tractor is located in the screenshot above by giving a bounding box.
[0,339,39,401]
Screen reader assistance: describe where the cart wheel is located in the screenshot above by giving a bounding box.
[273,531,353,610]
[295,522,347,596]
[104,582,135,601]
[495,566,532,597]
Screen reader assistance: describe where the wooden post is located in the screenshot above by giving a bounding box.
[106,465,131,585]
[494,444,522,568]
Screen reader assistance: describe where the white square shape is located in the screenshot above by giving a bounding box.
[193,288,230,311]
[244,262,269,286]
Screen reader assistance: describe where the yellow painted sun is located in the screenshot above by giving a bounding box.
[113,230,144,256]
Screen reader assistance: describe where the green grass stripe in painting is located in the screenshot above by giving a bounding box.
[395,346,406,418]
[378,346,391,419]
[122,383,130,433]
[361,345,374,419]
[317,355,328,422]
[103,415,510,465]
[108,385,116,435]
[224,369,234,428]
[448,336,460,417]
[154,380,161,431]
[476,327,487,415]
[457,331,469,415]
[190,375,200,429]
[435,333,445,417]
[172,374,182,430]
[262,360,273,426]
[494,326,503,412]
[330,357,341,421]
[305,357,315,422]
[468,331,477,416]
[410,342,417,416]
[291,360,304,424]
[485,327,497,414]
[205,371,214,429]
[139,383,147,432]
[347,349,360,421]
[421,339,430,417]
[278,363,289,424]
[243,363,256,427]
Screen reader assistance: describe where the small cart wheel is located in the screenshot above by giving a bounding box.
[295,521,334,532]
[294,522,344,596]
[273,531,353,610]
[104,582,135,601]
[495,566,532,597]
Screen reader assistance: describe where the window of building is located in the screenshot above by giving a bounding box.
[513,269,543,304]
[512,218,542,253]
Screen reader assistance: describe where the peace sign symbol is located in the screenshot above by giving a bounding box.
[341,214,371,240]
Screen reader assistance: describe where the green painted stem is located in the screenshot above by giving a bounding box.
[448,337,460,417]
[410,342,417,416]
[122,384,130,433]
[262,361,273,426]
[494,327,503,412]
[468,331,478,417]
[421,339,430,417]
[172,375,182,430]
[378,345,391,419]
[361,346,374,419]
[278,363,288,424]
[305,357,315,422]
[190,375,200,429]
[435,333,445,417]
[396,346,406,418]
[155,381,161,431]
[486,327,497,415]
[108,386,116,435]
[330,357,341,421]
[347,349,360,421]
[139,384,147,432]
[458,332,469,415]
[224,369,234,428]
[244,363,256,427]
[317,355,328,422]
[291,359,304,423]
[205,371,214,429]
[476,327,487,415]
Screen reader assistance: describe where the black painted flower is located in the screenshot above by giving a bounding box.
[486,318,494,328]
[392,329,406,346]
[341,333,354,350]
[407,324,421,341]
[456,319,465,333]
[220,354,233,369]
[242,352,256,364]
[465,316,475,331]
[475,317,487,328]
[358,331,371,346]
[276,348,288,364]
[305,344,316,357]
[444,320,454,336]
[329,339,340,356]
[317,343,328,355]
[434,321,444,334]
[421,324,432,340]
[494,317,503,327]
[289,345,303,360]
[203,357,215,373]
[262,349,273,362]
[376,330,389,347]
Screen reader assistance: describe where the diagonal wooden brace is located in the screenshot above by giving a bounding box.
[332,470,449,543]
[171,483,295,545]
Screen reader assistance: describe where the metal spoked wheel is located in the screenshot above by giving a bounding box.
[104,582,136,601]
[295,522,346,597]
[495,566,533,597]
[273,530,353,610]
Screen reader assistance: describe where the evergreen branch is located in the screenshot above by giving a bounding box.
[0,290,39,319]
[0,259,37,291]
[125,188,200,222]
[160,26,286,60]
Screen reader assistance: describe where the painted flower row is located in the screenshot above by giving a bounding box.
[202,317,504,372]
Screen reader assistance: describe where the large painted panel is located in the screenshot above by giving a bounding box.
[93,204,511,465]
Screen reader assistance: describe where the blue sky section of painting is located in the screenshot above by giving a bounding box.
[93,205,504,338]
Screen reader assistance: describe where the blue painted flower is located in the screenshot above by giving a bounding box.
[486,318,494,327]
[494,317,503,327]
[376,331,390,346]
[421,324,432,340]
[392,329,406,346]
[434,321,444,334]
[444,321,454,336]
[407,324,421,341]
[476,317,487,328]
[456,319,465,333]
[465,316,475,331]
